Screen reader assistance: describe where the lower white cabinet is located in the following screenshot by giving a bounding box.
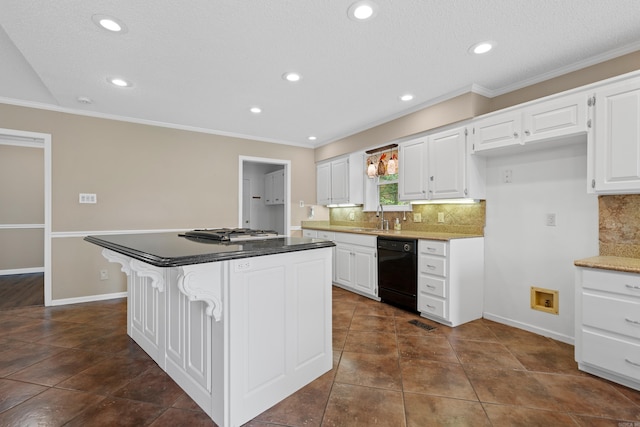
[333,232,378,299]
[575,268,640,391]
[417,237,484,327]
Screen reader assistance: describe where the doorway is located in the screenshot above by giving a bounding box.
[0,128,52,306]
[238,156,290,235]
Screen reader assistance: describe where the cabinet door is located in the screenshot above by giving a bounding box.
[334,243,354,287]
[428,128,466,199]
[330,157,349,204]
[264,173,274,205]
[316,162,332,205]
[472,111,522,153]
[398,137,427,200]
[594,78,640,193]
[272,170,285,204]
[523,93,588,143]
[352,246,377,297]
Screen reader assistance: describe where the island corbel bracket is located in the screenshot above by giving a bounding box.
[102,249,132,276]
[130,259,165,292]
[177,263,223,322]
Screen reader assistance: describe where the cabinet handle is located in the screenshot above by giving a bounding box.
[426,247,437,252]
[591,179,595,189]
[625,359,640,368]
[426,265,436,270]
[426,304,436,310]
[625,318,640,325]
[524,130,530,136]
[587,119,592,129]
[513,132,519,138]
[625,284,640,290]
[426,284,436,289]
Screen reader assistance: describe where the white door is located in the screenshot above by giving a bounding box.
[242,179,251,227]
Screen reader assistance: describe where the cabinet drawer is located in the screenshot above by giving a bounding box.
[317,231,335,241]
[419,255,446,277]
[418,294,446,319]
[302,229,317,238]
[583,293,640,339]
[333,232,376,247]
[582,269,640,298]
[582,330,640,382]
[419,240,447,257]
[419,276,446,298]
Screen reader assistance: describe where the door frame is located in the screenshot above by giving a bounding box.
[238,156,291,235]
[0,127,52,305]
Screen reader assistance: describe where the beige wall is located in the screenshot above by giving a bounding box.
[0,103,317,300]
[0,144,44,270]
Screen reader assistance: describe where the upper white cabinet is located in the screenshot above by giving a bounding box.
[428,127,468,199]
[316,153,364,205]
[471,92,589,155]
[593,76,640,193]
[398,136,428,200]
[264,169,285,205]
[399,127,485,201]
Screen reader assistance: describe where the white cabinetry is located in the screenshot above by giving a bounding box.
[316,153,364,205]
[264,169,285,205]
[398,136,428,200]
[593,76,640,193]
[333,232,378,299]
[575,268,640,391]
[399,127,485,201]
[417,238,484,327]
[472,92,588,155]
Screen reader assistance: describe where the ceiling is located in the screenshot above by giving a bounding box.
[1,1,640,148]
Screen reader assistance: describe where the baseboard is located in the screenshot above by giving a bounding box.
[49,291,127,307]
[0,267,44,276]
[483,312,574,345]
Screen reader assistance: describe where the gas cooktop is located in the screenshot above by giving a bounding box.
[180,228,279,242]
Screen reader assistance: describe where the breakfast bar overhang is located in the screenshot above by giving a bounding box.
[84,232,335,427]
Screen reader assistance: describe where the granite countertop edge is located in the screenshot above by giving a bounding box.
[84,235,335,268]
[301,224,483,241]
[574,255,640,274]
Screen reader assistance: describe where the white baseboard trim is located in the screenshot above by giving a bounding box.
[0,267,45,276]
[49,291,127,307]
[483,312,574,345]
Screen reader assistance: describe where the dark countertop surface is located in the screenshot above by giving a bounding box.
[85,232,335,267]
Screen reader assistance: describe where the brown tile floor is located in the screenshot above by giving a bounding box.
[1,287,639,426]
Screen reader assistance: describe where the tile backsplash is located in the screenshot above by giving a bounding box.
[599,195,640,258]
[328,201,486,235]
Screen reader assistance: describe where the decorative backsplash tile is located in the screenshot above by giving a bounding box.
[599,195,640,258]
[328,201,486,235]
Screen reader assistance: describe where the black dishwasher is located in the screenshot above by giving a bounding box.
[377,236,418,312]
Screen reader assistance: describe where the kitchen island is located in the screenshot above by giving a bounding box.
[84,232,335,427]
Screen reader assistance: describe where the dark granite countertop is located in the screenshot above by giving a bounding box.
[84,232,335,267]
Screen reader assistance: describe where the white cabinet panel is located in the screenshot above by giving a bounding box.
[333,232,377,299]
[523,93,588,143]
[428,128,466,199]
[398,137,427,200]
[594,77,640,193]
[472,111,522,153]
[316,153,364,205]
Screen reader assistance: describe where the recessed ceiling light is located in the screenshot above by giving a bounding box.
[399,94,414,102]
[469,41,494,55]
[108,77,131,87]
[282,72,302,83]
[308,136,317,141]
[250,106,262,114]
[348,1,378,21]
[92,14,127,33]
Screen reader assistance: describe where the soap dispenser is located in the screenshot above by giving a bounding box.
[394,217,401,231]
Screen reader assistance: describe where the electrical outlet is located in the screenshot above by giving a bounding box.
[349,212,355,221]
[503,169,513,183]
[299,200,304,207]
[100,269,108,280]
[79,193,97,204]
[437,212,445,223]
[413,213,422,222]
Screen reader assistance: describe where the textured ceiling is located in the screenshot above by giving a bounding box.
[1,0,640,148]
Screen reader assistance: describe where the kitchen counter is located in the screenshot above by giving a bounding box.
[574,255,640,274]
[84,232,335,267]
[301,223,483,241]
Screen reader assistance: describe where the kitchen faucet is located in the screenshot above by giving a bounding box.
[376,204,389,230]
